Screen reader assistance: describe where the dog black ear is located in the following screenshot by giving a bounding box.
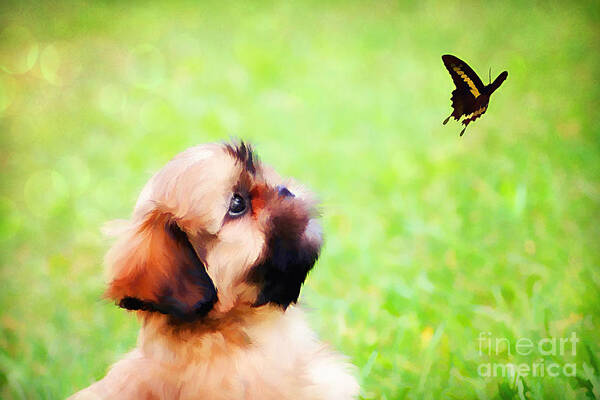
[105,211,217,322]
[251,236,319,309]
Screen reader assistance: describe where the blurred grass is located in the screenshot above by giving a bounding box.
[1,0,599,399]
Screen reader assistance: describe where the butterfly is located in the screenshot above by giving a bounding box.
[442,54,508,136]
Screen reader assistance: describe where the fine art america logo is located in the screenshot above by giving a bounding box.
[477,332,578,377]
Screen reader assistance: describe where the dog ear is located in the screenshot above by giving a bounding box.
[105,210,217,321]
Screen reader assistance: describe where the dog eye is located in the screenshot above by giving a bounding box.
[228,194,247,217]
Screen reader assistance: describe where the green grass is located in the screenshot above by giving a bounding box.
[1,1,599,398]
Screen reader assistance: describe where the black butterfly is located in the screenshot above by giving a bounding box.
[442,54,508,136]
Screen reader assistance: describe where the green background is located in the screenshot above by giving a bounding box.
[1,1,599,399]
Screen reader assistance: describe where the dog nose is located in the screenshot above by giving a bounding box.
[276,185,294,198]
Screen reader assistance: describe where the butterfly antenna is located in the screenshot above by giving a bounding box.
[489,67,491,85]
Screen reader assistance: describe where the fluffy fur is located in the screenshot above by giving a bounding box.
[70,142,359,400]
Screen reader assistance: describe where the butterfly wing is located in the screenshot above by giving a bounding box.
[442,54,485,97]
[446,87,476,123]
[462,104,488,125]
[442,55,486,123]
[456,103,489,136]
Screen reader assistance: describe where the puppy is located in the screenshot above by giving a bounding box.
[71,142,359,400]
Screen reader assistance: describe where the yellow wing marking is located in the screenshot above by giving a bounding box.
[463,106,487,120]
[452,65,480,98]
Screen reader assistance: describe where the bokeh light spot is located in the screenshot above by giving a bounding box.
[128,44,166,89]
[0,197,22,240]
[24,170,69,217]
[97,84,127,116]
[40,44,62,85]
[39,43,82,86]
[57,156,91,196]
[0,24,39,74]
[0,75,17,113]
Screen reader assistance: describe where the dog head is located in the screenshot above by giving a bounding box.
[104,142,322,323]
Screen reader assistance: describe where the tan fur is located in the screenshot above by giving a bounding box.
[71,143,359,400]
